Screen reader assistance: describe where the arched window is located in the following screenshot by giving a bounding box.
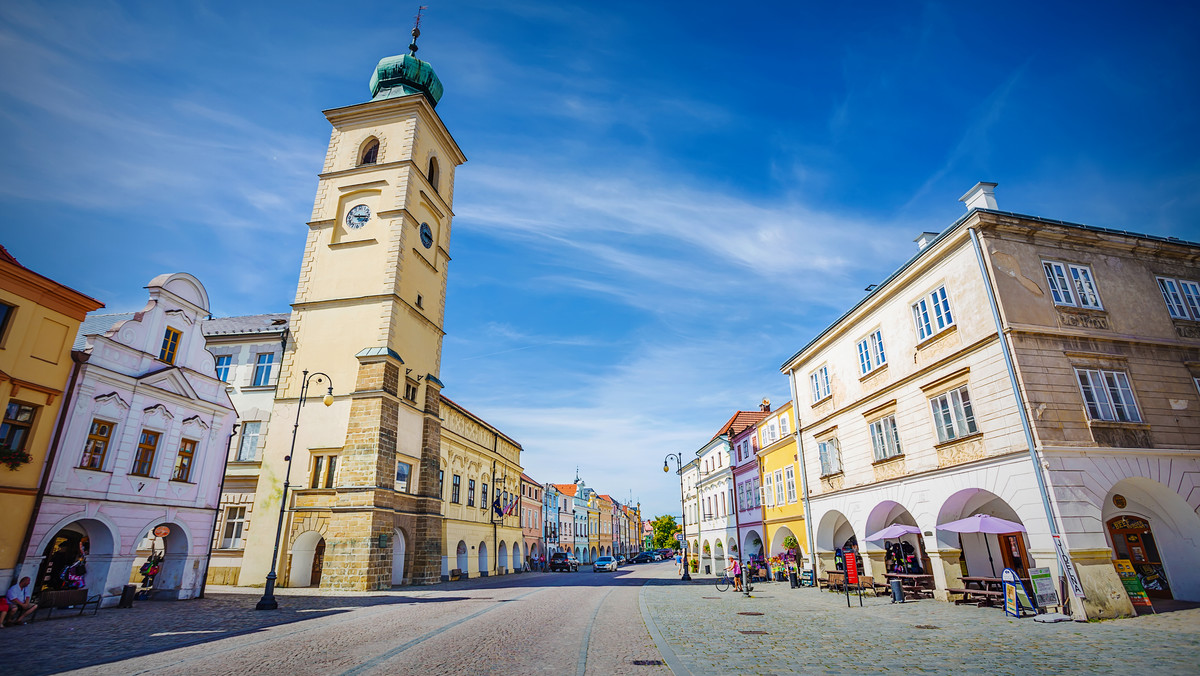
[360,139,379,166]
[427,156,439,192]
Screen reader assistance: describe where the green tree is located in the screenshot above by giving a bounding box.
[650,514,681,549]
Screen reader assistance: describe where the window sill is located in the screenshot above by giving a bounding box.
[934,431,983,449]
[820,470,844,480]
[212,547,246,553]
[169,478,195,484]
[916,323,958,349]
[129,473,156,479]
[811,394,832,407]
[75,466,112,474]
[859,363,888,382]
[241,385,276,392]
[228,460,262,467]
[1086,419,1149,429]
[871,454,905,466]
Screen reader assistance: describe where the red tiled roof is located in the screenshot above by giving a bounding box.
[710,409,771,442]
[0,245,21,267]
[553,483,579,496]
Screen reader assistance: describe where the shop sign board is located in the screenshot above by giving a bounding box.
[1001,568,1033,617]
[844,552,859,585]
[153,525,171,537]
[1052,534,1086,599]
[1114,559,1153,608]
[1028,567,1059,608]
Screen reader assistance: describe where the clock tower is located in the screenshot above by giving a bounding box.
[243,35,466,590]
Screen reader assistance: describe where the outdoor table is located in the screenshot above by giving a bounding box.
[883,573,934,598]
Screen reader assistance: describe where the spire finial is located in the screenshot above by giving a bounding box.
[409,6,428,56]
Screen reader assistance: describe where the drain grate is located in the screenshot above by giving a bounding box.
[702,596,721,599]
[632,660,665,666]
[737,611,764,616]
[914,624,940,630]
[739,630,769,635]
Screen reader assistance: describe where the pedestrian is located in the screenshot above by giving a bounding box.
[727,557,742,592]
[5,577,37,625]
[675,550,683,575]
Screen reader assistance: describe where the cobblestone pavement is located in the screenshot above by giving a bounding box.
[639,569,1200,675]
[0,565,668,676]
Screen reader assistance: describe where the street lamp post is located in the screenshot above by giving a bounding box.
[256,369,334,611]
[663,453,691,581]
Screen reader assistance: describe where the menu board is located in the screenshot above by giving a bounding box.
[1029,567,1059,609]
[1114,559,1153,608]
[844,552,859,585]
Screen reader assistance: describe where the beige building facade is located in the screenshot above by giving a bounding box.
[782,183,1200,619]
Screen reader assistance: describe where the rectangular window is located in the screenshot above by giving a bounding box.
[404,380,419,403]
[396,461,412,492]
[252,353,274,387]
[929,385,979,443]
[0,302,13,343]
[1076,368,1142,422]
[438,470,445,499]
[310,453,337,488]
[467,479,476,506]
[857,329,887,375]
[779,414,790,436]
[818,439,842,476]
[0,402,36,456]
[753,479,761,507]
[763,473,775,507]
[132,429,159,476]
[451,474,461,503]
[913,286,954,341]
[784,466,797,503]
[1157,276,1200,320]
[214,355,232,382]
[81,418,113,470]
[482,482,489,508]
[737,482,746,511]
[221,506,247,549]
[869,415,903,461]
[1043,261,1103,309]
[236,421,261,461]
[774,469,786,505]
[172,438,197,482]
[810,365,831,403]
[159,327,181,364]
[764,421,780,445]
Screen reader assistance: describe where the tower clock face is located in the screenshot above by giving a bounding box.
[346,204,371,229]
[420,222,434,248]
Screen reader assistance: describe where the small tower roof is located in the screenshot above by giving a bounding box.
[369,54,444,106]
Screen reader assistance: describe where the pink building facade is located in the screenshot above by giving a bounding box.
[731,423,763,562]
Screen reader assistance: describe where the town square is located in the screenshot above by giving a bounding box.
[2,1,1200,674]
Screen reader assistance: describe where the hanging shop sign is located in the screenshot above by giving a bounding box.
[1052,534,1085,599]
[153,525,171,538]
[1028,567,1060,609]
[1113,559,1153,609]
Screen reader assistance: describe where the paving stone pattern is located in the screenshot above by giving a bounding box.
[640,574,1200,675]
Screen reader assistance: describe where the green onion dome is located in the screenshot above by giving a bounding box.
[369,53,443,107]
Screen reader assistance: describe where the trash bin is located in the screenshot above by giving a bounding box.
[789,571,798,588]
[890,578,905,604]
[119,584,137,608]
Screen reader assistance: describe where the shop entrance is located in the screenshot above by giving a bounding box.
[998,533,1029,579]
[1108,515,1171,599]
[310,540,326,587]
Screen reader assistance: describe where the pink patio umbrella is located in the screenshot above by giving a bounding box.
[936,514,1026,576]
[865,523,922,541]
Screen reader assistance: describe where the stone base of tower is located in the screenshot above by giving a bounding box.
[408,496,445,585]
[321,510,392,591]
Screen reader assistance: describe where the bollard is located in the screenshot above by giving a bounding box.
[119,584,137,608]
[890,578,905,604]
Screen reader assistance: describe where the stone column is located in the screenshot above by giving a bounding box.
[408,375,445,585]
[927,548,964,601]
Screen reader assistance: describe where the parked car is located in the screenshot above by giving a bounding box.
[593,556,618,572]
[550,552,579,572]
[631,552,655,563]
[615,555,627,566]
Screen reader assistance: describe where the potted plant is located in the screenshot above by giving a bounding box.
[783,535,799,551]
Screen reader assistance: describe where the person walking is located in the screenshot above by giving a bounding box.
[727,557,743,592]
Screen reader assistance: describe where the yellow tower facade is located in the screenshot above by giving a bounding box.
[240,46,466,591]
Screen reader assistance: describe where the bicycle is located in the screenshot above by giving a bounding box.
[715,573,753,593]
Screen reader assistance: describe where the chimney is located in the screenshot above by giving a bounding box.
[760,397,771,412]
[959,181,998,212]
[914,231,941,251]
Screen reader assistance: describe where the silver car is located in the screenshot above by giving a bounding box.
[593,556,617,572]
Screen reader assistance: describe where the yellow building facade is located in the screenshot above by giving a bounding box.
[755,402,807,564]
[0,248,103,585]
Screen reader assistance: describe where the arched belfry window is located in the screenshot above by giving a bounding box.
[360,139,379,166]
[427,156,440,193]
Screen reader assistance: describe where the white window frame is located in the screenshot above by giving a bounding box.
[810,365,831,403]
[753,478,761,507]
[929,385,978,443]
[1043,260,1103,309]
[214,354,232,382]
[252,352,275,387]
[869,415,903,461]
[236,421,261,461]
[763,473,775,507]
[784,466,797,503]
[857,329,887,375]
[912,285,955,341]
[779,413,790,436]
[1157,276,1200,320]
[774,469,786,505]
[764,420,780,445]
[221,506,247,549]
[1076,368,1142,423]
[817,438,842,476]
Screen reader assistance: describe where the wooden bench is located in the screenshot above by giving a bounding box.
[32,588,101,621]
[947,587,1004,606]
[821,572,846,591]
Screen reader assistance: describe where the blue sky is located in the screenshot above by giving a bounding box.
[3,1,1199,519]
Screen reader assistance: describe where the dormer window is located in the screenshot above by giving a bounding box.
[360,139,379,166]
[427,157,439,192]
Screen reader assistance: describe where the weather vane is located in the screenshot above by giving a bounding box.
[409,5,428,56]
